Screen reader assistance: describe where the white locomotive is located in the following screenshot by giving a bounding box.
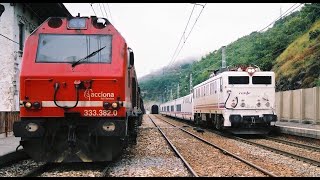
[160,66,277,134]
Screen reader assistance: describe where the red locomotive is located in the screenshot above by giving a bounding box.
[13,16,144,162]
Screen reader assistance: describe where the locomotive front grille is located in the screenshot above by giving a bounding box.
[242,115,264,124]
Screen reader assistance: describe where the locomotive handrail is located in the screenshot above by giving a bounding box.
[53,82,79,109]
[224,91,238,110]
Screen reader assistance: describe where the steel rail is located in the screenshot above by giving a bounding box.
[205,127,320,167]
[155,114,278,177]
[0,150,30,169]
[265,136,320,152]
[148,115,198,177]
[100,164,111,177]
[22,163,52,177]
[232,136,320,167]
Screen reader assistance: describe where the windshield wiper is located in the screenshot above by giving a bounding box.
[71,46,106,68]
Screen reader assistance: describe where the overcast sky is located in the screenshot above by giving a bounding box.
[64,3,303,78]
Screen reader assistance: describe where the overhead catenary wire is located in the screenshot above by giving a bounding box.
[0,33,19,44]
[259,4,307,58]
[106,3,113,22]
[102,3,109,20]
[89,3,97,16]
[259,3,303,32]
[23,3,44,22]
[98,3,106,19]
[205,4,305,69]
[167,4,196,69]
[167,3,207,70]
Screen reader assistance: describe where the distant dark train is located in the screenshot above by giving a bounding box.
[13,16,144,162]
[151,105,159,114]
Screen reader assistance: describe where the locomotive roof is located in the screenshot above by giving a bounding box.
[194,70,275,89]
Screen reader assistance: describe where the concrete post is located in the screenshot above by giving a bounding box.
[222,46,226,68]
[300,89,305,123]
[289,90,293,121]
[314,87,319,124]
[279,91,283,121]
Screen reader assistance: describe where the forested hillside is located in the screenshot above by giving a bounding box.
[139,3,320,103]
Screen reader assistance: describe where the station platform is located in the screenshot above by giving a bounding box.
[0,133,21,156]
[275,120,320,140]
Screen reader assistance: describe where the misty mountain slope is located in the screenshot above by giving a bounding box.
[139,3,320,103]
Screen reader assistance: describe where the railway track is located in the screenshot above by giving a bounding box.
[159,114,320,167]
[264,136,320,152]
[22,163,53,177]
[148,115,198,177]
[0,150,30,169]
[182,121,320,167]
[149,115,276,177]
[230,135,320,167]
[22,162,109,177]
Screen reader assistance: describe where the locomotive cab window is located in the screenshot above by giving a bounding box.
[36,34,112,64]
[252,76,272,84]
[228,76,249,84]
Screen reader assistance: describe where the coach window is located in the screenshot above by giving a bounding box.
[202,87,204,97]
[171,105,174,111]
[176,104,181,112]
[215,81,217,94]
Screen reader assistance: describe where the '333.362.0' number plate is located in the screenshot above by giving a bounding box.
[83,109,118,117]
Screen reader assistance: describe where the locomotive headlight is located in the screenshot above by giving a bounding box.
[68,18,87,29]
[231,100,236,108]
[265,101,270,107]
[111,102,118,109]
[119,101,124,107]
[26,123,38,132]
[102,122,115,132]
[33,102,41,109]
[257,100,261,107]
[240,99,245,107]
[103,102,110,109]
[25,102,32,108]
[247,67,256,75]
